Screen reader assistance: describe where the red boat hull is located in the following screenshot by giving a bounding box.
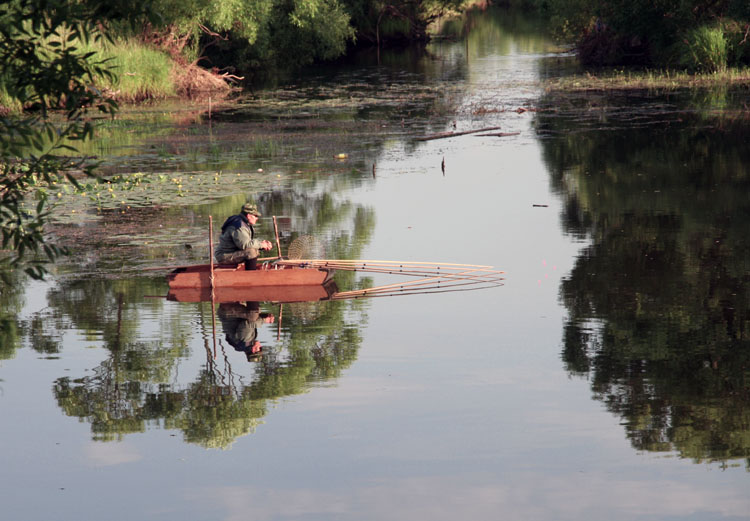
[166,263,334,290]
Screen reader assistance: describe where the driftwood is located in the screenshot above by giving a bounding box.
[475,132,521,138]
[415,126,503,141]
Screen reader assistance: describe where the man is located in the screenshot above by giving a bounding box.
[214,202,273,270]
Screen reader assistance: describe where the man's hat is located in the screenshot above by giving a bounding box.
[241,203,261,217]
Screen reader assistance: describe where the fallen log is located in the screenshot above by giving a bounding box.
[415,126,503,141]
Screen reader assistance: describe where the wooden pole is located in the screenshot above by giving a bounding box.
[208,216,217,359]
[277,303,283,341]
[211,297,217,360]
[209,216,215,289]
[273,216,282,259]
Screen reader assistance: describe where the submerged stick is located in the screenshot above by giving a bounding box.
[273,216,282,259]
[474,132,521,137]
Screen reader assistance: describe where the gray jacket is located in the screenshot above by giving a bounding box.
[214,214,262,259]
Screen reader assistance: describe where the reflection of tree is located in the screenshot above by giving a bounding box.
[538,89,750,465]
[53,295,364,448]
[0,269,26,360]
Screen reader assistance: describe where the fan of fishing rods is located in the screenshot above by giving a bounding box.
[278,236,504,299]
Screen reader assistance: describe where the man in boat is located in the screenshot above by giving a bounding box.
[218,301,275,361]
[215,202,274,270]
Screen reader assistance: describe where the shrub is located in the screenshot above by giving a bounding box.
[678,26,728,72]
[720,19,750,67]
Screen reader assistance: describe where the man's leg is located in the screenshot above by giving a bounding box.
[216,248,259,269]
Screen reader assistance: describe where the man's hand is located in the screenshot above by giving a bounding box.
[260,240,273,250]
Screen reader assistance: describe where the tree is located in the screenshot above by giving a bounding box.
[343,0,464,46]
[544,0,750,68]
[0,1,150,279]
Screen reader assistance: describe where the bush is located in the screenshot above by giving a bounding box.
[720,19,750,66]
[678,26,728,72]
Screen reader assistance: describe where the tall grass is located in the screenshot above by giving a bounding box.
[678,26,728,73]
[546,67,750,92]
[0,82,22,114]
[81,38,176,101]
[0,36,177,113]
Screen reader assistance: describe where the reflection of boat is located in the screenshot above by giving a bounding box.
[168,280,338,303]
[166,262,334,290]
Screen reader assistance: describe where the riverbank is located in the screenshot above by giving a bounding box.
[0,38,235,114]
[545,66,750,93]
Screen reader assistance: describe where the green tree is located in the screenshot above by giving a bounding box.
[343,0,464,45]
[544,0,750,68]
[0,0,151,279]
[147,0,354,73]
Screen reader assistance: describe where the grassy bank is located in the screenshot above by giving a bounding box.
[1,37,232,113]
[83,39,176,101]
[545,67,750,93]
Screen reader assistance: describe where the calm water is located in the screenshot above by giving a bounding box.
[2,7,750,521]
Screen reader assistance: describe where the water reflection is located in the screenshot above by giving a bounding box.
[537,87,750,465]
[51,282,365,449]
[218,302,274,362]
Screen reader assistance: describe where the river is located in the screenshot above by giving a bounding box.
[2,6,750,521]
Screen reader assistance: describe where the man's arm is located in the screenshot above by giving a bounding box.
[232,227,263,250]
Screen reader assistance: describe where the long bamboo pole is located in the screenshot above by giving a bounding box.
[276,258,494,268]
[331,268,501,297]
[307,265,502,280]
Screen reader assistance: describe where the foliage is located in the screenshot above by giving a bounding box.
[0,0,142,279]
[677,25,728,72]
[720,19,750,67]
[544,0,750,69]
[342,0,465,45]
[151,0,354,73]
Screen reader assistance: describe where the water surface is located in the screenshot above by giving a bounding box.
[2,6,750,521]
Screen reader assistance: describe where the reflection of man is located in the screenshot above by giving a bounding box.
[214,203,273,270]
[218,302,275,361]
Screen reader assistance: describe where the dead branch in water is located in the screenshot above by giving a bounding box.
[474,132,521,137]
[415,126,502,141]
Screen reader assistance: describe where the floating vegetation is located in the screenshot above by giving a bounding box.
[39,170,289,226]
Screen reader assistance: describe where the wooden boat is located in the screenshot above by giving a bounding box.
[167,280,338,303]
[166,262,334,290]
